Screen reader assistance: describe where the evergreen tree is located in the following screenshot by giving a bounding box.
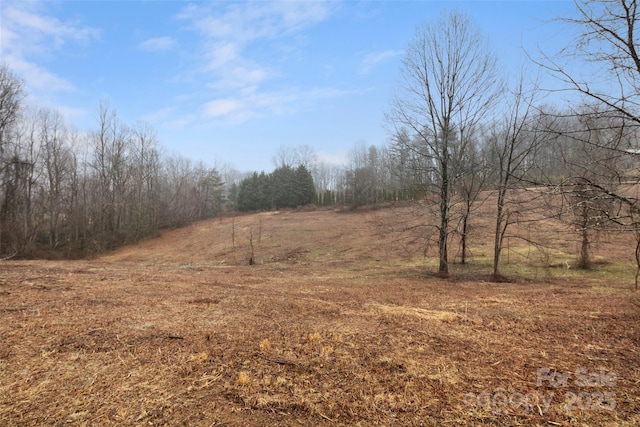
[236,165,316,211]
[270,165,296,209]
[256,171,271,210]
[237,172,260,211]
[293,165,316,207]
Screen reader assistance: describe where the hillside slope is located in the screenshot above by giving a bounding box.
[2,204,639,426]
[101,201,636,273]
[100,208,405,266]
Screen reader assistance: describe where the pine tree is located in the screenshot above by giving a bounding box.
[294,165,316,207]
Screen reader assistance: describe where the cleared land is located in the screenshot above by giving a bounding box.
[1,204,639,426]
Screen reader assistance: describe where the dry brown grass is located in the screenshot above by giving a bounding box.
[1,205,639,426]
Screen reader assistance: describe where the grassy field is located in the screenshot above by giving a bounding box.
[1,205,639,426]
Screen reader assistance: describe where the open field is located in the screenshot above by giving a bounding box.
[1,205,639,426]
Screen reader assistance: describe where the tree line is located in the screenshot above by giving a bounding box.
[3,0,640,282]
[234,165,315,212]
[0,70,225,258]
[383,1,640,280]
[264,1,640,282]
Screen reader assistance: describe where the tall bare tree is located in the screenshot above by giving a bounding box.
[488,78,549,278]
[272,144,318,169]
[0,65,25,256]
[39,108,74,249]
[130,121,161,239]
[541,0,640,285]
[545,0,640,126]
[455,135,487,265]
[546,105,637,268]
[0,65,24,156]
[89,100,132,248]
[387,10,502,276]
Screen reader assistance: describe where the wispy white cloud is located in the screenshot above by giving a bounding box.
[317,150,348,166]
[203,41,239,69]
[138,36,177,52]
[5,55,75,93]
[178,1,335,44]
[2,2,98,53]
[139,105,201,131]
[204,98,247,119]
[0,1,99,105]
[54,105,89,123]
[360,49,402,75]
[203,90,294,124]
[176,1,346,124]
[203,86,355,124]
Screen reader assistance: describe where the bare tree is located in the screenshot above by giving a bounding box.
[387,10,503,276]
[547,106,637,268]
[344,143,375,208]
[293,144,317,169]
[272,145,297,168]
[0,65,24,155]
[390,127,432,201]
[2,111,39,254]
[89,100,132,248]
[0,65,25,256]
[65,127,84,248]
[488,78,549,278]
[455,135,488,265]
[272,144,318,169]
[540,0,640,285]
[129,121,161,239]
[39,108,74,249]
[544,0,640,126]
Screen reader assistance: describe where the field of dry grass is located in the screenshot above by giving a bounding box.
[1,204,639,426]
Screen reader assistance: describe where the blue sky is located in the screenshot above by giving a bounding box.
[1,1,576,172]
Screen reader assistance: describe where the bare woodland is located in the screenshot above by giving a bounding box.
[1,0,640,280]
[2,2,640,426]
[383,3,640,280]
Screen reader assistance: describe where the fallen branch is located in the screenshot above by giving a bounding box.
[1,250,17,261]
[255,352,301,368]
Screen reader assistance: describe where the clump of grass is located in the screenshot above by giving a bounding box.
[320,345,334,358]
[307,332,321,343]
[189,352,209,364]
[259,338,271,351]
[237,371,251,386]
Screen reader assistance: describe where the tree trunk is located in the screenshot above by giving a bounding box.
[438,146,449,277]
[578,227,591,269]
[577,202,591,269]
[461,206,469,265]
[493,187,506,279]
[635,232,640,291]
